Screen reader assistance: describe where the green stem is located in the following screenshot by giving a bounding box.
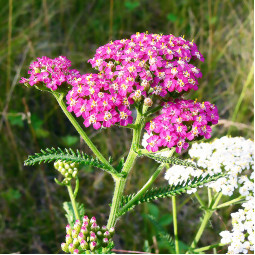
[118,162,171,216]
[208,188,212,207]
[189,210,213,251]
[67,184,80,221]
[214,195,245,210]
[74,177,79,198]
[172,196,180,254]
[211,192,223,209]
[194,192,206,208]
[107,111,143,228]
[53,92,114,174]
[193,243,225,253]
[188,192,223,252]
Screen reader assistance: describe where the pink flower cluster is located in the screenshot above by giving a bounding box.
[20,56,80,90]
[66,73,133,129]
[65,32,204,129]
[144,99,219,153]
[89,32,203,97]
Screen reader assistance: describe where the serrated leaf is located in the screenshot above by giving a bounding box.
[143,214,175,252]
[141,153,199,169]
[63,201,75,226]
[24,147,119,176]
[116,157,125,172]
[118,173,225,216]
[63,201,85,227]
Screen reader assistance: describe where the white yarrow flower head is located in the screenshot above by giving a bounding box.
[147,134,254,253]
[220,198,254,254]
[164,136,254,196]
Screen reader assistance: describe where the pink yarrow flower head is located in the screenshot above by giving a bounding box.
[20,56,80,91]
[144,99,219,153]
[88,32,203,97]
[66,32,204,130]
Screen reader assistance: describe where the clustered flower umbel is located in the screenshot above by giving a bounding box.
[220,198,254,254]
[20,56,80,90]
[164,137,254,196]
[61,216,114,254]
[20,32,218,153]
[143,99,218,153]
[66,32,205,131]
[163,137,254,254]
[54,160,79,184]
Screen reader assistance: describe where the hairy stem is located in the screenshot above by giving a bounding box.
[172,196,180,254]
[214,195,246,210]
[67,184,80,221]
[189,210,213,252]
[107,111,143,228]
[193,243,225,253]
[208,188,212,206]
[53,92,115,174]
[194,192,206,208]
[118,162,169,216]
[188,192,223,252]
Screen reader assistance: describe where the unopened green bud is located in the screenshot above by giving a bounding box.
[64,163,70,169]
[144,98,153,107]
[80,240,88,250]
[60,167,66,174]
[90,241,97,251]
[61,242,69,253]
[72,229,78,239]
[68,243,75,253]
[70,162,76,168]
[73,238,79,247]
[54,161,60,169]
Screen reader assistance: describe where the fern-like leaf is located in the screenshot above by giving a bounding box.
[118,173,225,216]
[142,152,198,169]
[143,214,175,252]
[24,147,119,176]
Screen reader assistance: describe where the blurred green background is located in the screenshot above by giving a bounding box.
[0,0,253,253]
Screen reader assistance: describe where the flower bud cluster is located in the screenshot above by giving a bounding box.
[143,99,219,153]
[61,216,115,254]
[54,160,79,184]
[20,56,80,90]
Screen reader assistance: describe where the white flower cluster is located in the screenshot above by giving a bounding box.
[220,198,254,254]
[164,165,204,194]
[162,136,254,254]
[188,136,254,197]
[164,136,254,197]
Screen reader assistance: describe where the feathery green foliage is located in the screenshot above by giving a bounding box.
[118,173,225,216]
[24,147,118,175]
[63,201,85,227]
[139,152,198,169]
[144,214,176,251]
